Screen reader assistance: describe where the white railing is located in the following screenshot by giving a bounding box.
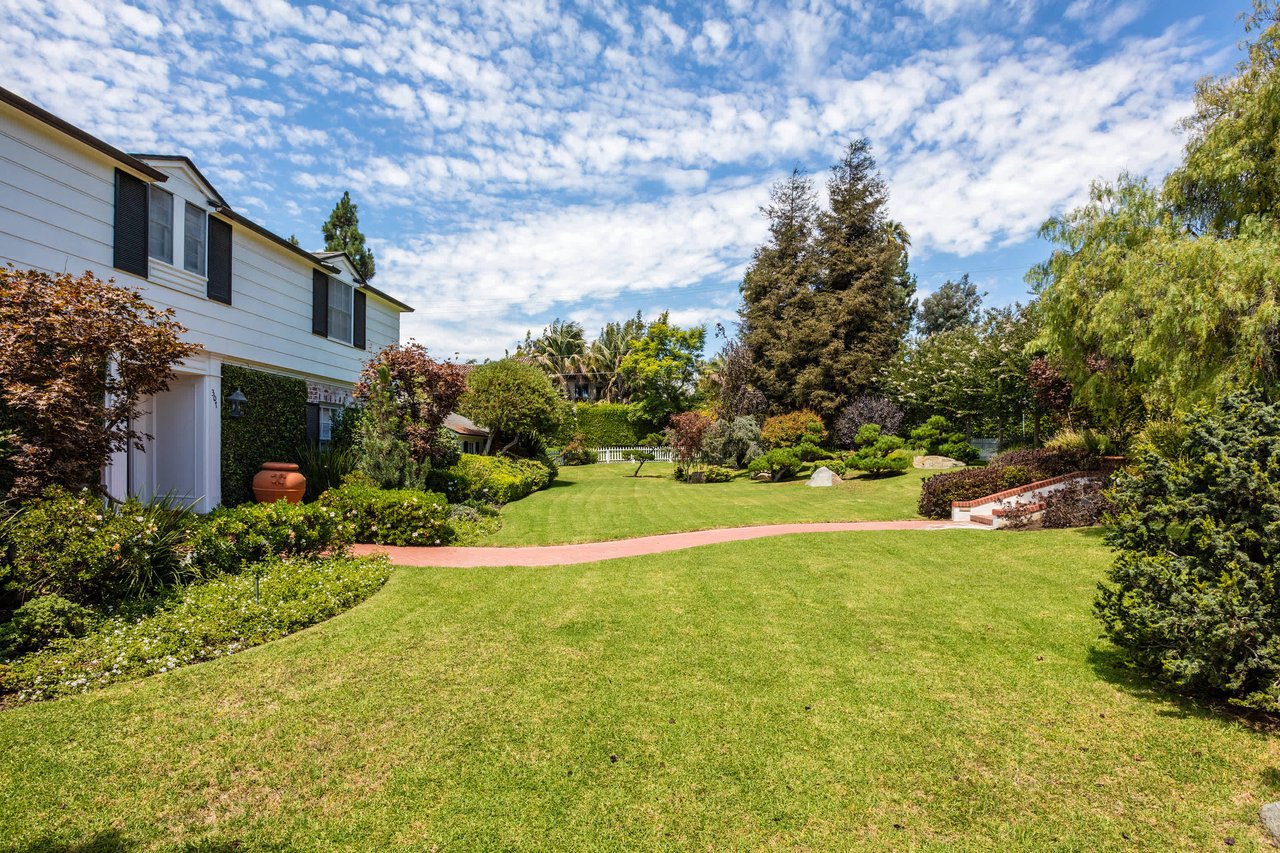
[593,446,674,464]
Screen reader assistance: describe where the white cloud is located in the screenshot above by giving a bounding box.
[0,0,1229,357]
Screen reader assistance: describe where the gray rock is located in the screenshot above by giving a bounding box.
[913,455,965,469]
[751,472,773,482]
[1260,802,1280,843]
[807,466,842,487]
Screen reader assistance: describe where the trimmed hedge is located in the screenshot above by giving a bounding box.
[221,365,308,507]
[319,481,453,546]
[0,554,390,703]
[563,402,656,447]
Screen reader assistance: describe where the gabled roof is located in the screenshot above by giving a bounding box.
[0,86,166,181]
[131,154,227,208]
[0,85,415,314]
[311,249,414,313]
[444,412,489,437]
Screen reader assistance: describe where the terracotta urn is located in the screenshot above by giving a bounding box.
[252,462,307,504]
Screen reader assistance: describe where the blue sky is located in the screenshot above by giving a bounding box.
[0,0,1246,359]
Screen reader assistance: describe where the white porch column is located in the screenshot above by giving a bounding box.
[195,364,222,512]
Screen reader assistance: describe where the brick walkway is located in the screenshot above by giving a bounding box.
[351,519,981,567]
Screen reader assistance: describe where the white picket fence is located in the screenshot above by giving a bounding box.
[593,446,674,464]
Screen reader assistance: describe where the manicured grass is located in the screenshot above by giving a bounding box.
[484,461,932,545]
[3,530,1276,849]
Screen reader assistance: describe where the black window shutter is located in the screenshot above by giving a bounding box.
[113,169,148,277]
[312,270,328,337]
[353,290,367,350]
[207,217,232,304]
[305,403,321,447]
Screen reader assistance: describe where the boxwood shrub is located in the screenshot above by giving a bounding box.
[187,500,349,574]
[319,481,453,546]
[427,454,554,504]
[702,465,734,483]
[0,554,390,704]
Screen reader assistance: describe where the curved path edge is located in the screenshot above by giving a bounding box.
[352,520,982,567]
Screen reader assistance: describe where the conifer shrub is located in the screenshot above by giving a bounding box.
[747,448,803,482]
[702,466,735,483]
[1096,392,1280,712]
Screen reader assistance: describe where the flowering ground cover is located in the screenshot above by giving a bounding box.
[2,530,1275,849]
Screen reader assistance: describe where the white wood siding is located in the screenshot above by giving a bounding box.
[0,105,404,388]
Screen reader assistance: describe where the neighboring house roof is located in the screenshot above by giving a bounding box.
[0,85,416,314]
[444,412,489,437]
[0,87,166,181]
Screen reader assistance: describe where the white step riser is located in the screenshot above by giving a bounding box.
[951,476,1099,524]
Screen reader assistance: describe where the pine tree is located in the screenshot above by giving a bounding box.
[919,273,983,336]
[322,191,376,281]
[740,142,915,420]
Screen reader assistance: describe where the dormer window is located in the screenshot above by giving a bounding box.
[183,202,206,276]
[148,186,173,263]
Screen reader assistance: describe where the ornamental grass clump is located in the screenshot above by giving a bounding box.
[1096,392,1280,712]
[4,488,200,604]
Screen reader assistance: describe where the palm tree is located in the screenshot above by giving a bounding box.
[519,319,587,398]
[587,312,645,402]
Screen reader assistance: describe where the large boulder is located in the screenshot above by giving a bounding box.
[914,455,964,469]
[807,466,842,487]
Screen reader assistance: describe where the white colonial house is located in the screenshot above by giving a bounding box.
[0,87,414,511]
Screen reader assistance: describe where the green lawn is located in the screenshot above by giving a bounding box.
[481,461,932,545]
[4,530,1276,850]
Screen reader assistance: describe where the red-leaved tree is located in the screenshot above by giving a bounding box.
[0,267,201,499]
[354,343,468,462]
[665,411,713,472]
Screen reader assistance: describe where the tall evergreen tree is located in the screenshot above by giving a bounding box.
[918,273,983,336]
[740,142,915,420]
[322,191,376,281]
[740,169,820,410]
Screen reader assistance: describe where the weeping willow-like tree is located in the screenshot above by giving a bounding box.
[1031,2,1280,419]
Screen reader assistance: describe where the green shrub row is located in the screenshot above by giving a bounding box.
[0,554,391,703]
[3,488,199,605]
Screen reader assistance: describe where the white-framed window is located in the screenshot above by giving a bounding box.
[148,186,173,263]
[319,405,338,446]
[183,202,206,275]
[328,278,354,344]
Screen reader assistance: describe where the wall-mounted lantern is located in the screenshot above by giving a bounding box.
[227,388,248,418]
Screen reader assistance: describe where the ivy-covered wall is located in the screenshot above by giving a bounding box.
[221,364,308,506]
[563,402,657,447]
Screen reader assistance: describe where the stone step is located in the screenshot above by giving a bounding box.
[970,513,995,526]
